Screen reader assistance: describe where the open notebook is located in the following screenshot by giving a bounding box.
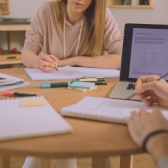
[0,73,29,92]
[0,96,72,141]
[61,96,168,124]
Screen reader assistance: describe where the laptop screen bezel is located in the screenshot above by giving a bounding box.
[120,23,168,82]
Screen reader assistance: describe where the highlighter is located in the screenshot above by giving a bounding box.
[40,82,70,88]
[2,91,39,97]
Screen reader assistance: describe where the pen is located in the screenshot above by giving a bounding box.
[126,72,168,100]
[38,42,58,71]
[40,82,71,88]
[71,78,105,82]
[2,91,39,97]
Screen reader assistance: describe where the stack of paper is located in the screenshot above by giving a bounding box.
[0,73,29,92]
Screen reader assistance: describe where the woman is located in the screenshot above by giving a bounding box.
[22,0,123,72]
[22,0,123,167]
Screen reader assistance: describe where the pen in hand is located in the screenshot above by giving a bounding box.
[38,42,58,71]
[126,72,168,100]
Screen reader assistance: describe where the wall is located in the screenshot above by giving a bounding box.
[8,0,168,29]
[1,0,168,51]
[110,0,168,32]
[9,0,46,18]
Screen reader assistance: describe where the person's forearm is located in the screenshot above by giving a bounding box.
[146,133,168,163]
[58,54,121,70]
[22,51,38,68]
[75,54,121,70]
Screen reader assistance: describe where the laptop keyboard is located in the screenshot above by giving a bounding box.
[127,83,135,90]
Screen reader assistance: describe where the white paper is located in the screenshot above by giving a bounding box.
[0,73,23,86]
[0,96,72,141]
[0,82,29,92]
[25,66,84,80]
[73,67,120,78]
[25,66,120,80]
[0,73,29,92]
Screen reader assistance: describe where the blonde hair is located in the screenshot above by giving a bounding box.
[54,0,106,56]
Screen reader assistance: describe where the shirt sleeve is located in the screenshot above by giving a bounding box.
[158,156,168,168]
[22,2,49,54]
[104,8,123,56]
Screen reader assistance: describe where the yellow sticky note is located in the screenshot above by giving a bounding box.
[20,97,48,107]
[68,86,97,92]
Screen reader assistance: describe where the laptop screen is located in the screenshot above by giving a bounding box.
[120,24,168,82]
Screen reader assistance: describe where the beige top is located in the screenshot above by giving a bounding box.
[23,1,123,59]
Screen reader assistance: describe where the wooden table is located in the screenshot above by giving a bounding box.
[0,68,144,168]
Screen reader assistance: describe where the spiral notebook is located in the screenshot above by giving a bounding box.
[0,96,72,141]
[61,96,168,124]
[0,73,29,92]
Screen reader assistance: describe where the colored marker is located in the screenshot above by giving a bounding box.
[40,82,70,88]
[72,78,104,82]
[2,91,39,97]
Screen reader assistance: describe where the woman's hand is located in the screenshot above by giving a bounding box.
[36,53,59,72]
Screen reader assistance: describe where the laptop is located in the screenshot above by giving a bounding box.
[109,23,168,100]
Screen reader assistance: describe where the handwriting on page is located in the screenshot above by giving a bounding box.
[24,66,84,80]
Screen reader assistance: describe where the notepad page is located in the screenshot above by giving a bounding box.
[0,96,72,141]
[0,73,29,92]
[0,82,29,92]
[73,67,120,78]
[0,73,24,86]
[61,96,168,124]
[25,66,85,80]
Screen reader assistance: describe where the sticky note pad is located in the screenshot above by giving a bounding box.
[68,86,97,92]
[69,82,95,89]
[20,97,49,107]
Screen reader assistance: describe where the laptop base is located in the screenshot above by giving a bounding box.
[109,82,140,101]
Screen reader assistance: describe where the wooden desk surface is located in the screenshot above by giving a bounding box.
[0,68,143,158]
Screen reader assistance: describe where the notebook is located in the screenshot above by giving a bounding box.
[0,96,72,141]
[0,73,24,86]
[0,73,29,92]
[109,23,168,100]
[61,96,168,124]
